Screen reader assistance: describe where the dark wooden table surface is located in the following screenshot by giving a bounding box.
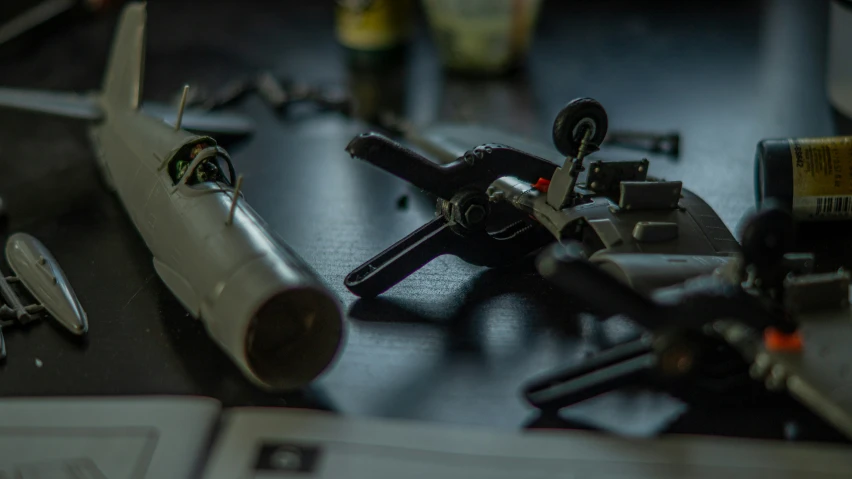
[0,0,846,442]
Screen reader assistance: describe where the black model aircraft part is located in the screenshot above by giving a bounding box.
[344,98,737,298]
[523,207,799,414]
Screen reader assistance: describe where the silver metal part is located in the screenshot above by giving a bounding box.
[632,221,679,243]
[619,181,683,210]
[784,270,850,315]
[6,233,87,335]
[488,177,539,214]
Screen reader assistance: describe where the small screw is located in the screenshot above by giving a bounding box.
[638,166,644,172]
[594,167,600,173]
[590,181,598,189]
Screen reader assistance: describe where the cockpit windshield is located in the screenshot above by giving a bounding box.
[167,139,235,187]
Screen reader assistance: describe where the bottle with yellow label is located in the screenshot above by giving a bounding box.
[756,136,852,221]
[334,0,414,68]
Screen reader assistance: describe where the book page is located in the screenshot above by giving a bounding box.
[0,396,220,479]
[203,408,852,479]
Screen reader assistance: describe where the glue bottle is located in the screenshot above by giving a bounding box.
[755,136,852,221]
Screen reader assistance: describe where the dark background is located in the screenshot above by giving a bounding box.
[0,0,846,442]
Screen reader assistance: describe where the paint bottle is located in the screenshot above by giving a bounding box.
[334,0,414,68]
[755,136,852,221]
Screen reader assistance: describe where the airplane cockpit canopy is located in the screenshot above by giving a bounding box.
[167,138,236,187]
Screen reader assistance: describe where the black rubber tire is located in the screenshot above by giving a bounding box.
[552,98,609,157]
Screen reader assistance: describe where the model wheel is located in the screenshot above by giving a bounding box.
[552,98,608,157]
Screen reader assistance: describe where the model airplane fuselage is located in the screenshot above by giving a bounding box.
[0,3,344,390]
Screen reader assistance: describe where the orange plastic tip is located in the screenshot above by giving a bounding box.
[764,327,803,352]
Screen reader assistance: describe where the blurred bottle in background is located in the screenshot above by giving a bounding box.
[828,0,852,120]
[421,0,542,76]
[335,0,414,69]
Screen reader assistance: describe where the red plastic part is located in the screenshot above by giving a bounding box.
[764,327,803,352]
[532,178,551,193]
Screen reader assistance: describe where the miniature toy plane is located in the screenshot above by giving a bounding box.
[0,232,87,359]
[0,3,344,390]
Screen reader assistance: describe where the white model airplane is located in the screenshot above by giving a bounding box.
[0,2,344,390]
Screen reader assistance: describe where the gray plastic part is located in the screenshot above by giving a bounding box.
[490,174,738,258]
[587,219,623,248]
[586,159,649,199]
[783,271,850,315]
[0,4,343,391]
[0,271,28,322]
[591,253,731,296]
[619,181,683,210]
[783,253,816,276]
[716,310,852,441]
[632,221,679,243]
[5,233,88,335]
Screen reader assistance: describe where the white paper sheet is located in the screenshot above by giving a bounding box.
[203,407,852,479]
[0,396,220,479]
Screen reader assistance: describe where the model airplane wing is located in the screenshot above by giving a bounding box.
[140,102,255,137]
[0,88,254,136]
[0,87,102,120]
